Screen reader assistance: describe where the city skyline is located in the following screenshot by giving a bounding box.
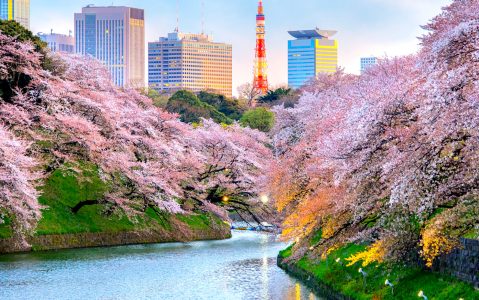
[31,0,451,94]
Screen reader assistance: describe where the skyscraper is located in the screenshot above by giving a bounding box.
[38,32,75,53]
[0,0,30,29]
[360,57,378,73]
[148,32,232,97]
[253,0,268,94]
[288,28,338,89]
[74,6,145,88]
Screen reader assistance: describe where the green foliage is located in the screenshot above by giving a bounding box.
[279,244,294,259]
[288,244,478,300]
[240,107,275,132]
[361,214,380,228]
[147,89,170,109]
[0,214,13,239]
[310,229,323,245]
[258,87,292,103]
[176,213,217,230]
[166,90,233,124]
[463,229,479,239]
[197,91,245,120]
[0,20,46,51]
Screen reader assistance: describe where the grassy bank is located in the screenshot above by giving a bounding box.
[0,161,230,253]
[279,244,478,300]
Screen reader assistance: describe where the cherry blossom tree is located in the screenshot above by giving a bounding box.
[269,0,479,265]
[0,31,273,240]
[0,124,41,237]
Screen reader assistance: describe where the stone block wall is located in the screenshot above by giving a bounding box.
[432,238,479,287]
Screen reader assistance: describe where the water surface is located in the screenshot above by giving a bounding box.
[0,231,319,300]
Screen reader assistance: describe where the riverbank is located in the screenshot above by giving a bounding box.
[0,213,231,254]
[0,160,231,254]
[277,244,479,300]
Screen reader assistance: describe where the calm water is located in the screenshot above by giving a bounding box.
[0,231,319,300]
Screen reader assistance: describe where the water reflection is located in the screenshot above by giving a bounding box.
[0,231,320,300]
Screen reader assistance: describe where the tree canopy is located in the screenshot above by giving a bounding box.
[258,87,292,103]
[268,0,479,267]
[240,107,275,133]
[0,34,272,241]
[166,90,233,124]
[0,20,46,51]
[197,91,245,120]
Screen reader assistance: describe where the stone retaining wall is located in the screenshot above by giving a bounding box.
[432,238,479,288]
[0,223,231,254]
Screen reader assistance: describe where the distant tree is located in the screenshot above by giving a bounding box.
[146,89,170,109]
[240,107,275,132]
[237,82,262,107]
[258,87,292,104]
[197,91,246,120]
[166,90,233,124]
[0,20,46,51]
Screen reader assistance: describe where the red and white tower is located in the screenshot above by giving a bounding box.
[253,0,268,95]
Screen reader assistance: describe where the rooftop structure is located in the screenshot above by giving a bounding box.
[288,28,338,39]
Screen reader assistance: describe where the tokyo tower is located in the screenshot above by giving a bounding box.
[253,0,268,94]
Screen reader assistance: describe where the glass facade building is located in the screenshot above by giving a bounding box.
[148,32,232,97]
[0,0,30,29]
[74,6,145,88]
[360,57,378,73]
[288,28,338,89]
[38,32,75,53]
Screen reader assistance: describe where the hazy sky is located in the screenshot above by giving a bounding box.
[31,0,451,93]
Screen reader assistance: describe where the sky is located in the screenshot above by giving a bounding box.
[31,0,452,94]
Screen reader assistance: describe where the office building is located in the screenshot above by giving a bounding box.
[74,5,145,88]
[288,28,338,89]
[38,32,75,53]
[0,0,30,29]
[361,57,378,73]
[148,32,232,97]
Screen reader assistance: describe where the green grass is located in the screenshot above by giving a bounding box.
[0,161,227,242]
[279,244,293,259]
[34,161,170,236]
[176,213,218,230]
[310,229,323,246]
[0,215,13,239]
[463,229,479,239]
[288,244,479,300]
